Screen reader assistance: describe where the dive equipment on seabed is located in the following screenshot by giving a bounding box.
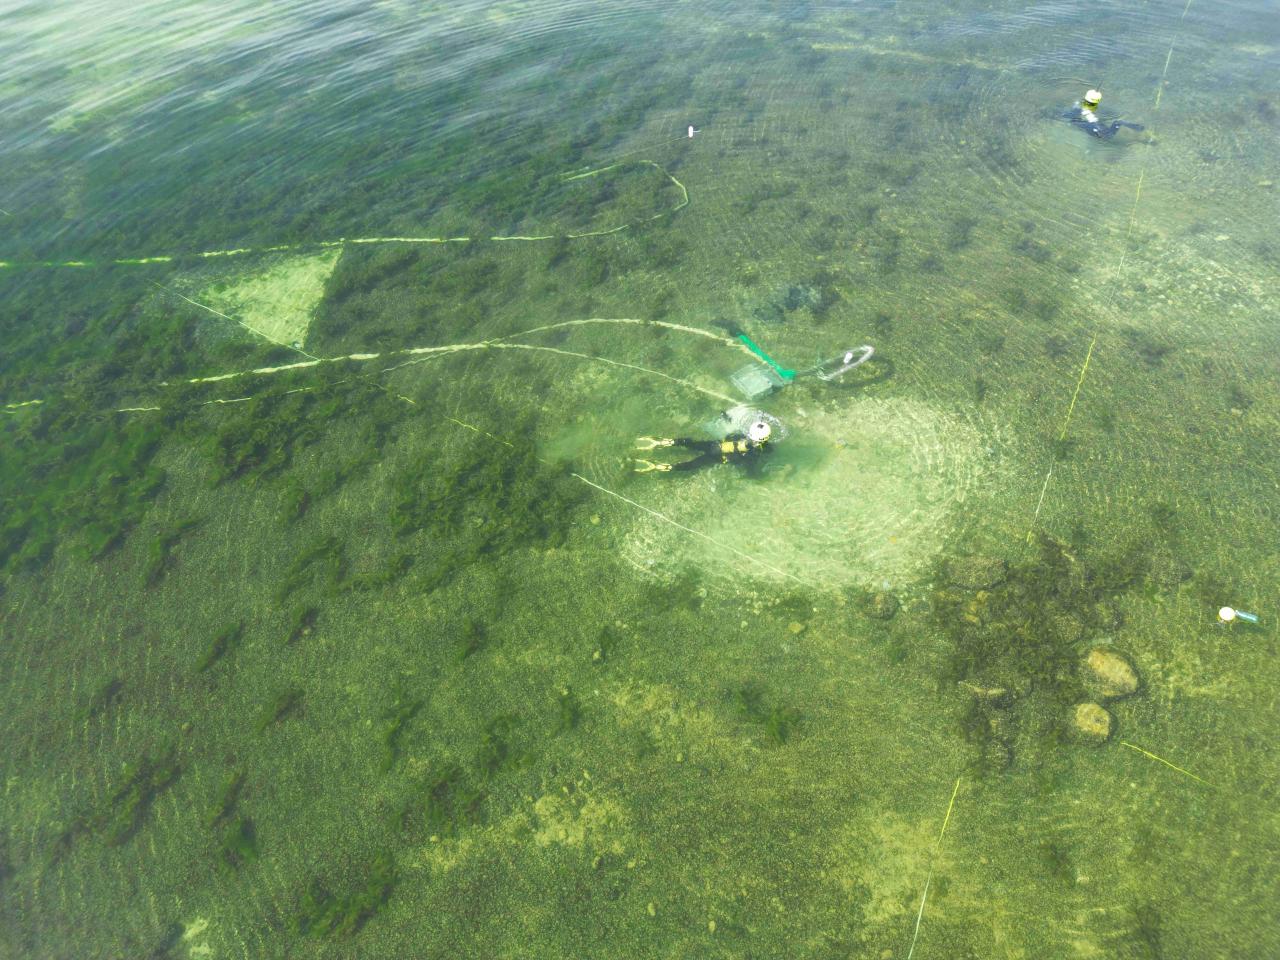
[718,321,875,401]
[702,321,883,451]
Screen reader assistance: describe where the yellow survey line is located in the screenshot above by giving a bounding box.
[1023,3,1188,545]
[1,161,688,270]
[937,775,961,843]
[906,777,962,960]
[1120,741,1213,787]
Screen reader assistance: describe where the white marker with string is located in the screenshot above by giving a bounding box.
[1218,606,1259,624]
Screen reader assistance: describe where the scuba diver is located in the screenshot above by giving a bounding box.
[1066,89,1145,139]
[634,420,773,474]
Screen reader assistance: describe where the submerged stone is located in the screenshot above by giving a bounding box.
[982,737,1013,772]
[752,303,786,325]
[865,591,900,620]
[1082,648,1140,700]
[947,555,1007,590]
[1072,702,1113,743]
[958,680,1011,707]
[780,284,819,311]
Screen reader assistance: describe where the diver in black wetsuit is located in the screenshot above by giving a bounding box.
[634,420,773,474]
[1066,89,1145,139]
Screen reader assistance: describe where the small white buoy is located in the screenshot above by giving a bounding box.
[1219,606,1259,624]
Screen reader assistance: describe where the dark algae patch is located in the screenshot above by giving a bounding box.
[98,749,183,846]
[274,535,347,603]
[142,514,201,586]
[207,769,247,829]
[293,851,397,939]
[217,817,259,874]
[0,413,167,576]
[453,616,488,662]
[476,713,521,775]
[81,676,125,721]
[934,531,1154,773]
[554,686,582,735]
[194,620,245,673]
[392,762,487,839]
[391,424,585,548]
[256,687,303,733]
[54,747,182,856]
[732,681,801,746]
[377,681,423,773]
[285,604,319,644]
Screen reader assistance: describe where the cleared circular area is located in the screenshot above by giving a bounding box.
[620,396,995,590]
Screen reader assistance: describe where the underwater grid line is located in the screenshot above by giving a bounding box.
[2,335,732,415]
[409,341,738,404]
[482,316,756,359]
[6,282,760,414]
[157,282,326,358]
[146,336,740,405]
[1119,740,1213,786]
[1023,0,1193,546]
[905,776,963,960]
[7,281,803,591]
[0,160,688,271]
[443,415,821,590]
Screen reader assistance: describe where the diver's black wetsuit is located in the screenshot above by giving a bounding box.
[666,434,771,474]
[1065,104,1144,139]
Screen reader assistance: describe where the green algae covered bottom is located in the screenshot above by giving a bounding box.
[1,1,1279,958]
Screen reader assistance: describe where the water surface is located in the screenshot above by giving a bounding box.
[2,1,1278,957]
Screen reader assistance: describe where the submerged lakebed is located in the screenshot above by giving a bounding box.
[2,1,1279,957]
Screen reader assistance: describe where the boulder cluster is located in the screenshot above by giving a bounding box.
[1071,648,1140,744]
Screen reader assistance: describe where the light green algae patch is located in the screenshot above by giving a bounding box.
[622,397,996,590]
[200,248,342,348]
[181,916,213,959]
[839,811,936,928]
[531,792,629,851]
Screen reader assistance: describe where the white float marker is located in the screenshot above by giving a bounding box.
[1218,606,1259,624]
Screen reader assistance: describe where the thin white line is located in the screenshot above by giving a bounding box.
[906,868,933,960]
[570,472,816,588]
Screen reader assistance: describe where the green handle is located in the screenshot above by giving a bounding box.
[737,334,796,381]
